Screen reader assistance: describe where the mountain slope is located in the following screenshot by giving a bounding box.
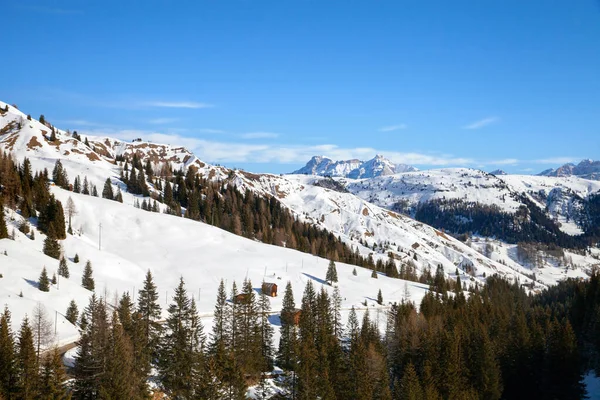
[293,154,417,178]
[538,159,600,180]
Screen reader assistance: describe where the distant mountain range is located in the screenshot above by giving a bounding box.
[292,154,417,178]
[538,159,600,180]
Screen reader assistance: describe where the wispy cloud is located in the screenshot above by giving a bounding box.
[379,124,407,132]
[239,132,280,139]
[142,101,213,109]
[533,157,580,165]
[463,117,499,130]
[488,158,519,166]
[198,128,225,134]
[148,118,179,125]
[79,129,474,167]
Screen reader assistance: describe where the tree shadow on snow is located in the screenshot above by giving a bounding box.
[24,278,39,290]
[302,273,328,286]
[268,314,282,327]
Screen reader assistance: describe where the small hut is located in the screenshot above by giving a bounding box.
[262,282,278,297]
[233,293,249,304]
[281,308,302,325]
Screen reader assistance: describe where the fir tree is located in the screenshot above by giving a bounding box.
[0,307,17,399]
[278,282,298,371]
[51,273,57,285]
[81,260,94,291]
[258,286,275,372]
[82,176,90,195]
[73,253,80,263]
[0,201,8,240]
[66,300,78,325]
[39,267,50,292]
[377,289,383,305]
[38,347,69,399]
[158,278,206,399]
[372,269,378,279]
[16,316,38,399]
[102,178,114,199]
[91,185,98,197]
[58,256,69,278]
[399,362,424,400]
[43,236,61,259]
[353,267,357,276]
[326,259,338,285]
[209,279,231,375]
[136,270,162,375]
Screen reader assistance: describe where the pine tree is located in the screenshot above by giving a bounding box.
[39,267,50,292]
[158,278,206,399]
[209,278,231,376]
[0,307,17,399]
[43,236,61,259]
[326,260,338,285]
[82,176,90,195]
[73,253,79,263]
[377,289,383,305]
[91,185,98,197]
[99,311,138,399]
[16,316,38,399]
[102,178,114,199]
[372,269,378,279]
[353,267,357,276]
[0,201,8,240]
[66,300,78,325]
[81,260,94,290]
[136,270,162,375]
[399,362,424,400]
[258,287,275,372]
[51,273,57,285]
[278,282,298,370]
[58,256,69,278]
[38,347,69,399]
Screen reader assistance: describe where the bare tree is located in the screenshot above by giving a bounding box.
[33,302,55,361]
[65,197,77,234]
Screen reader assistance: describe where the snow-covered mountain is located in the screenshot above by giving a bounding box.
[2,100,599,345]
[292,155,417,178]
[538,159,600,180]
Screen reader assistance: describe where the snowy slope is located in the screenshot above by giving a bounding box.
[292,154,417,178]
[331,168,600,236]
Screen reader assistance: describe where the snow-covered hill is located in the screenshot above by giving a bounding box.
[292,155,417,178]
[2,101,599,345]
[538,159,600,180]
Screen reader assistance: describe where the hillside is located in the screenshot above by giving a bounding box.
[292,154,417,178]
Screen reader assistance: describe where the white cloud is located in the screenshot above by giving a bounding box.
[463,117,499,130]
[379,124,407,132]
[239,132,280,139]
[198,128,225,134]
[143,101,212,109]
[79,129,474,166]
[148,118,179,124]
[533,157,580,164]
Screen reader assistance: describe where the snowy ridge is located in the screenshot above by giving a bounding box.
[538,159,600,180]
[292,154,417,178]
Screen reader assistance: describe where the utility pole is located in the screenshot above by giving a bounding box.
[54,310,57,335]
[98,222,102,251]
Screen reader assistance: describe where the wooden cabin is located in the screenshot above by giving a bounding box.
[233,293,249,304]
[281,308,302,325]
[262,282,278,297]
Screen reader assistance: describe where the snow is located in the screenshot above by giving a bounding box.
[585,371,600,400]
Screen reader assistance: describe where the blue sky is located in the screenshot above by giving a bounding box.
[3,0,599,174]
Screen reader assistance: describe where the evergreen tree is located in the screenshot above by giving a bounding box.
[66,300,79,325]
[43,236,61,259]
[326,259,338,285]
[102,178,114,200]
[91,185,98,197]
[372,269,378,279]
[39,267,50,292]
[58,256,69,278]
[209,278,231,376]
[258,287,275,372]
[16,316,38,400]
[399,362,423,400]
[377,289,383,305]
[278,282,298,370]
[353,267,357,276]
[73,253,80,263]
[99,311,139,399]
[38,347,69,399]
[0,307,17,399]
[0,201,8,240]
[158,278,206,399]
[81,261,94,291]
[73,176,81,193]
[82,177,90,195]
[136,270,162,375]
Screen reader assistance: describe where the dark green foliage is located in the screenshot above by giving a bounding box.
[326,259,338,284]
[38,347,69,399]
[136,270,162,376]
[16,316,38,399]
[66,300,78,325]
[52,160,69,189]
[38,195,66,240]
[0,307,17,399]
[73,253,79,263]
[371,269,378,279]
[58,256,69,278]
[0,200,8,239]
[377,289,383,305]
[81,260,94,291]
[102,178,114,199]
[43,235,61,259]
[39,267,50,292]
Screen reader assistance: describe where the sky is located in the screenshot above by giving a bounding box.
[2,0,600,174]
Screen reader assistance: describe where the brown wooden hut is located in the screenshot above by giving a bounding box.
[281,308,302,325]
[262,282,278,297]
